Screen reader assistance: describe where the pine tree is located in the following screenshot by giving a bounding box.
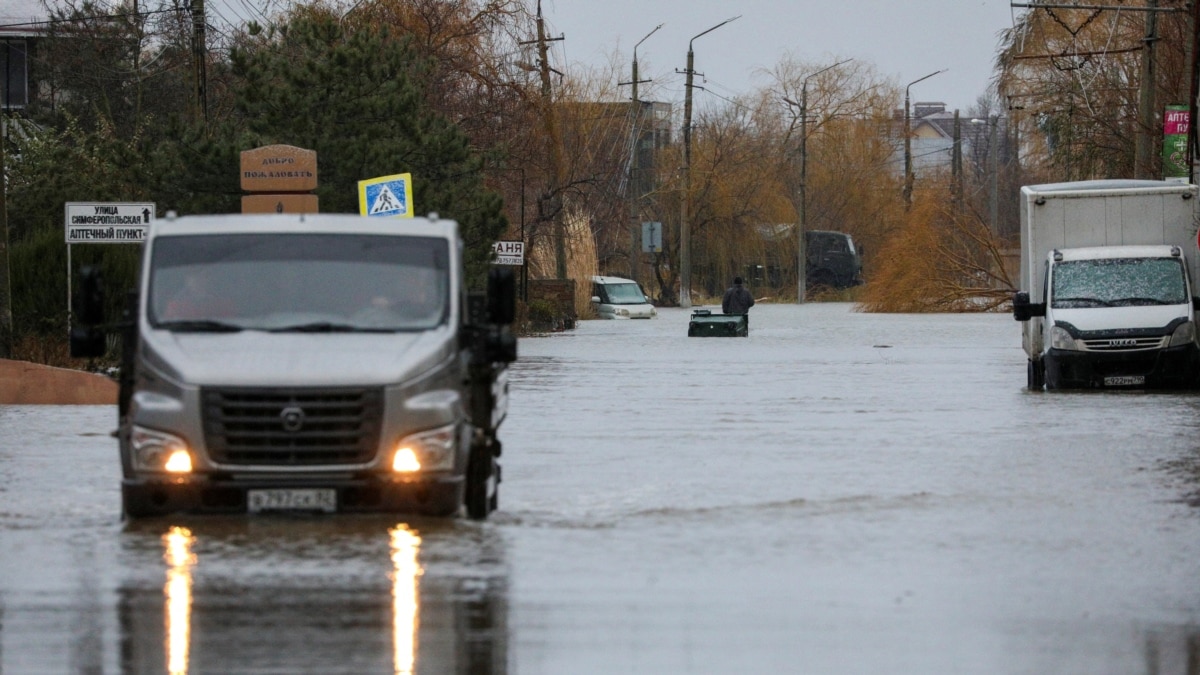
[228,15,507,287]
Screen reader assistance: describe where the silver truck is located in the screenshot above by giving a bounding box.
[71,212,516,519]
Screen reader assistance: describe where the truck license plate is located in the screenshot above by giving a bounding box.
[247,488,337,513]
[1103,375,1145,387]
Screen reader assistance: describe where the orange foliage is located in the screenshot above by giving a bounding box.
[858,193,1015,313]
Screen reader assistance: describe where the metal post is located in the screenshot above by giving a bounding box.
[902,69,946,210]
[628,24,662,285]
[679,15,739,309]
[0,111,11,358]
[794,59,850,304]
[989,115,999,234]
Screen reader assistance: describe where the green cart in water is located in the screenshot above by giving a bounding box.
[688,309,748,337]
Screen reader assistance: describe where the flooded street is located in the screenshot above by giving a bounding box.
[2,302,1199,674]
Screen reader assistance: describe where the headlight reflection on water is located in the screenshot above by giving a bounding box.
[163,526,196,675]
[155,523,422,675]
[390,524,423,675]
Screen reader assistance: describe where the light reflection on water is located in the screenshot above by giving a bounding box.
[163,526,195,675]
[390,524,421,675]
[119,517,502,674]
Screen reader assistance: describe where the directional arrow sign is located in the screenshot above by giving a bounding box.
[64,202,155,243]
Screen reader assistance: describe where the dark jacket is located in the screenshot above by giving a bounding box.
[722,283,755,314]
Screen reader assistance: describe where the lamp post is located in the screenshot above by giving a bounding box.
[679,15,740,309]
[786,58,851,304]
[628,23,663,286]
[902,69,946,209]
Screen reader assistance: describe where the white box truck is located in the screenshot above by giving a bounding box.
[70,212,516,519]
[1012,179,1200,390]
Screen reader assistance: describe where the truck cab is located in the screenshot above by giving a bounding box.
[805,230,863,290]
[1016,245,1200,389]
[1013,180,1200,390]
[71,212,516,519]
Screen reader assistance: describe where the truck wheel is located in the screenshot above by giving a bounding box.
[1027,359,1045,391]
[465,444,493,520]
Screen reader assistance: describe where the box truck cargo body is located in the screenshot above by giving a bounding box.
[1012,180,1200,390]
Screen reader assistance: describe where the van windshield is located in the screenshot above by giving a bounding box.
[603,283,648,304]
[149,233,449,332]
[1051,257,1187,308]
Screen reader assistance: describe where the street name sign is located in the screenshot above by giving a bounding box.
[64,202,155,243]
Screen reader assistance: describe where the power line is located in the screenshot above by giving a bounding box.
[0,8,182,30]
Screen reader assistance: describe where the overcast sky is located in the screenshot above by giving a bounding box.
[4,0,1023,114]
[541,0,1023,114]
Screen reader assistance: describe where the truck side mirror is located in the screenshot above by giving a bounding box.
[1012,291,1045,321]
[487,267,515,326]
[70,327,107,358]
[1193,296,1200,311]
[1013,291,1032,321]
[70,266,108,358]
[75,265,106,325]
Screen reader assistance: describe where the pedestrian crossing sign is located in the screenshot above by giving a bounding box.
[358,173,414,218]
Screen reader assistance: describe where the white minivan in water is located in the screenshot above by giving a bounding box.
[590,275,657,319]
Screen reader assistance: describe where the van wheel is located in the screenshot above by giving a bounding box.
[1027,359,1045,391]
[465,443,493,520]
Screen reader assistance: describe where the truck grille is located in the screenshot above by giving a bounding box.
[202,387,383,466]
[1079,336,1167,352]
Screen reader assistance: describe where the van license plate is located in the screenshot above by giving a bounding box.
[1103,375,1145,387]
[247,488,336,513]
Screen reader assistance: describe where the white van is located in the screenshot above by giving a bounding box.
[590,275,657,319]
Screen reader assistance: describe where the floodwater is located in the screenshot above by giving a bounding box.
[2,302,1199,674]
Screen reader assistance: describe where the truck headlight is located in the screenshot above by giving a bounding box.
[1169,320,1196,347]
[1050,325,1081,351]
[130,425,193,473]
[615,308,630,317]
[392,423,457,473]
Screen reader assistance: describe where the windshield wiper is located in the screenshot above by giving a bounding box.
[268,322,395,333]
[157,320,244,332]
[1053,296,1114,307]
[1109,296,1175,306]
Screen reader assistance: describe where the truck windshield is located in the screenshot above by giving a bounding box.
[149,233,449,332]
[1051,257,1187,308]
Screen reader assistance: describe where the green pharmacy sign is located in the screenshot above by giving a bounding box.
[1162,104,1189,181]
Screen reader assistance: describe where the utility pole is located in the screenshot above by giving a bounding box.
[534,1,567,279]
[989,115,999,235]
[622,24,662,285]
[952,109,963,208]
[679,15,739,309]
[0,113,11,359]
[1189,0,1200,182]
[786,59,850,304]
[1136,0,1159,179]
[192,0,207,123]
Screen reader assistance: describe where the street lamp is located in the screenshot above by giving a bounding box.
[903,69,946,209]
[679,15,740,309]
[628,23,663,286]
[785,58,852,303]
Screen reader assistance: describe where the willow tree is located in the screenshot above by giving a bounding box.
[996,2,1194,181]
